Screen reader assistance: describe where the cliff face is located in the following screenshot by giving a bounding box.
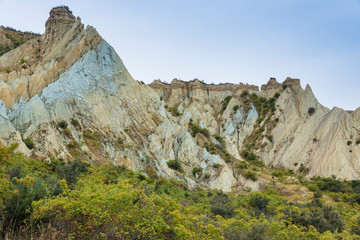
[0,7,359,192]
[150,77,360,180]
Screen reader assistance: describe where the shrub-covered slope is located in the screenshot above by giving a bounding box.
[1,141,360,239]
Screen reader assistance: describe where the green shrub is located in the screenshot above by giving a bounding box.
[192,167,202,177]
[58,120,68,129]
[4,177,47,228]
[24,138,35,150]
[19,58,26,64]
[308,107,316,116]
[189,123,209,137]
[212,163,220,169]
[167,159,184,173]
[70,118,80,127]
[83,131,100,140]
[67,141,78,149]
[242,171,257,181]
[214,134,224,144]
[241,150,258,161]
[233,105,240,112]
[356,139,360,145]
[56,159,89,188]
[168,106,182,116]
[251,195,270,217]
[235,161,248,169]
[266,134,273,142]
[240,91,248,98]
[210,192,235,218]
[221,95,232,112]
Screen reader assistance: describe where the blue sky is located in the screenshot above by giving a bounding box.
[1,0,359,110]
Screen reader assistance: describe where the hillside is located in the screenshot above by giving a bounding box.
[0,6,360,238]
[0,26,40,57]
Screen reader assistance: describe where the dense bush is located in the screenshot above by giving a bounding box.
[189,123,210,137]
[221,95,232,113]
[167,159,184,173]
[0,141,359,239]
[242,171,257,181]
[308,107,316,116]
[210,192,235,218]
[32,175,223,239]
[192,167,202,177]
[57,120,68,129]
[23,138,35,150]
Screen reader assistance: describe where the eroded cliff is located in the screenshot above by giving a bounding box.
[0,7,359,193]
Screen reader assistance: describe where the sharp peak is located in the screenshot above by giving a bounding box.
[50,5,74,16]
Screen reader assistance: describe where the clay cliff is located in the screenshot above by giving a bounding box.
[0,7,359,192]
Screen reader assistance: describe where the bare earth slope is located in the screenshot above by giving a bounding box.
[0,7,359,192]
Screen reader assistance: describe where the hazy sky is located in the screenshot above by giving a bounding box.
[1,0,359,110]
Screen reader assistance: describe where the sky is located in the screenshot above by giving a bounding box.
[0,0,359,110]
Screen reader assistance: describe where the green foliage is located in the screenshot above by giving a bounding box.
[83,131,101,140]
[356,139,360,145]
[242,171,257,181]
[167,159,184,173]
[0,141,360,239]
[266,134,273,142]
[57,120,68,129]
[192,167,202,177]
[241,149,258,161]
[308,107,316,115]
[233,105,240,112]
[221,95,232,113]
[31,174,223,239]
[251,195,270,217]
[189,123,210,137]
[271,168,294,178]
[167,106,182,116]
[210,192,235,218]
[70,118,80,127]
[240,91,248,98]
[23,138,35,150]
[235,161,248,169]
[0,27,40,56]
[55,159,89,188]
[212,163,220,169]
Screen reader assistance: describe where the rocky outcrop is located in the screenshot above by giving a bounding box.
[0,6,101,108]
[0,6,359,194]
[151,77,360,180]
[0,7,241,191]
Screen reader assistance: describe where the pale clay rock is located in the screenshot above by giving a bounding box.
[0,7,359,193]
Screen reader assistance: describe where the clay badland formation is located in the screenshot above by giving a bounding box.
[0,6,359,192]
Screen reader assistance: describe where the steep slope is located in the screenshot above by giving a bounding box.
[0,6,359,195]
[0,7,236,191]
[150,78,360,180]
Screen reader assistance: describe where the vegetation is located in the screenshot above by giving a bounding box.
[192,167,202,177]
[0,26,40,57]
[0,142,359,238]
[167,159,184,173]
[242,170,257,181]
[308,107,316,116]
[70,118,80,127]
[221,95,232,113]
[189,122,210,137]
[57,120,68,129]
[166,106,182,116]
[23,138,35,150]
